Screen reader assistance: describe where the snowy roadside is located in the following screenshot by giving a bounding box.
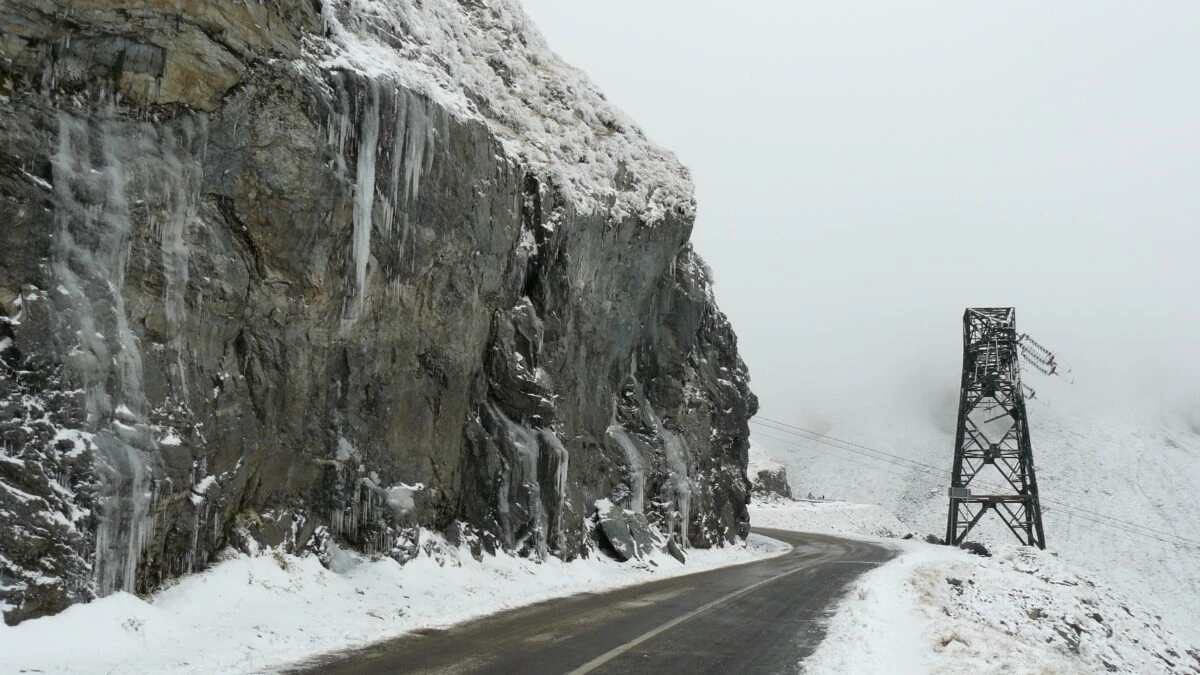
[750,499,1200,674]
[804,541,1200,675]
[0,533,789,674]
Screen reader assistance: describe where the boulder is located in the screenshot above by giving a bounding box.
[595,500,662,562]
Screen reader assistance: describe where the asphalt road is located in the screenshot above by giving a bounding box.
[290,528,896,675]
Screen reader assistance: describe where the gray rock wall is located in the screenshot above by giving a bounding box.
[0,0,756,625]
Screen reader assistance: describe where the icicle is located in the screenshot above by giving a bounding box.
[157,114,207,396]
[380,86,409,238]
[652,412,692,548]
[90,431,154,595]
[99,119,148,420]
[496,469,513,546]
[539,428,569,552]
[329,79,353,178]
[351,80,381,309]
[49,109,208,596]
[492,405,547,559]
[606,425,645,514]
[327,76,442,298]
[186,458,207,574]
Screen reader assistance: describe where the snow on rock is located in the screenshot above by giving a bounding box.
[803,541,1200,675]
[311,0,695,224]
[0,531,789,674]
[748,440,792,498]
[384,482,424,517]
[188,476,217,505]
[593,499,662,562]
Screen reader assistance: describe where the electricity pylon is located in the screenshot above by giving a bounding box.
[946,308,1046,549]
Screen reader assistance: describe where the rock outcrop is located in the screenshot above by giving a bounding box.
[0,0,756,625]
[748,443,793,500]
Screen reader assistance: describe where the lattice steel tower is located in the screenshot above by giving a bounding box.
[946,308,1046,549]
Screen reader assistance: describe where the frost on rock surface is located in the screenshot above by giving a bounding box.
[48,110,209,599]
[313,0,696,225]
[0,0,754,623]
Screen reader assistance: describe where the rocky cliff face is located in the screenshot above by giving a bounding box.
[0,0,756,625]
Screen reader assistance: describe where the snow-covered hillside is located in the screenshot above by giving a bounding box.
[750,500,1200,674]
[753,406,1200,644]
[805,540,1200,675]
[314,0,694,222]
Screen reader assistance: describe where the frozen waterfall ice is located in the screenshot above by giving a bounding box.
[50,109,205,596]
[652,413,692,548]
[606,425,646,514]
[325,74,444,311]
[540,428,570,554]
[491,406,548,560]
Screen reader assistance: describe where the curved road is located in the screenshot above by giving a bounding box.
[292,529,896,674]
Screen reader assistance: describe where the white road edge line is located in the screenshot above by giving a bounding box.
[566,563,811,674]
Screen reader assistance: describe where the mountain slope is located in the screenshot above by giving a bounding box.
[757,407,1200,642]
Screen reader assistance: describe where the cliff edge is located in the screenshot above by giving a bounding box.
[0,0,756,624]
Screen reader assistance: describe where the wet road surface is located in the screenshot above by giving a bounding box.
[290,528,896,674]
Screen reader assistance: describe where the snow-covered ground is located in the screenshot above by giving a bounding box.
[751,496,911,539]
[804,540,1200,675]
[0,532,788,674]
[754,404,1200,644]
[749,498,1200,674]
[6,481,1194,674]
[748,441,787,481]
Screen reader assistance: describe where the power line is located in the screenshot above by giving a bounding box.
[752,415,1200,550]
[752,417,946,475]
[753,419,1200,553]
[1050,507,1200,551]
[753,416,1039,499]
[749,414,1200,552]
[751,429,926,484]
[752,419,1026,504]
[753,413,1193,540]
[755,415,1068,501]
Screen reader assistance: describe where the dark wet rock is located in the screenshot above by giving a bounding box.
[666,538,687,564]
[959,541,992,557]
[1055,622,1084,655]
[751,467,792,499]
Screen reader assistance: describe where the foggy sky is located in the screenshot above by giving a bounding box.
[520,1,1200,431]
